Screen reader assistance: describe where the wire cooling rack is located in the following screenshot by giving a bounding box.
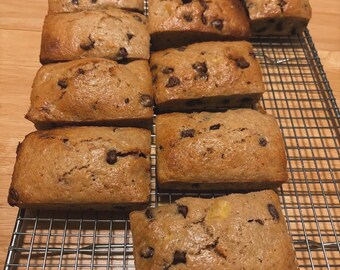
[4,1,340,265]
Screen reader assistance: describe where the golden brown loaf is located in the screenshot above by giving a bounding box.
[48,0,144,14]
[130,190,299,270]
[40,8,150,64]
[156,109,288,190]
[26,58,153,127]
[150,41,265,112]
[244,0,312,35]
[148,0,250,50]
[8,127,151,210]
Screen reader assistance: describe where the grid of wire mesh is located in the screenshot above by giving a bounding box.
[4,25,340,270]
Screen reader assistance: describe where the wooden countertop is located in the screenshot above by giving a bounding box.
[0,0,339,267]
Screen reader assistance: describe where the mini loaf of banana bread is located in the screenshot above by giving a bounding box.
[130,190,299,270]
[148,0,250,50]
[244,0,312,35]
[40,8,149,64]
[48,0,144,14]
[156,109,288,190]
[26,58,153,127]
[8,127,151,210]
[151,41,265,112]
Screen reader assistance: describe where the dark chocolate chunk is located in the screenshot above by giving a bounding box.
[140,94,154,107]
[192,62,208,78]
[58,80,68,89]
[201,13,207,25]
[186,99,203,107]
[166,76,180,88]
[181,129,195,138]
[177,46,187,51]
[127,33,135,40]
[133,15,143,22]
[182,0,192,3]
[106,150,118,165]
[211,19,224,31]
[152,75,158,84]
[150,64,158,71]
[80,36,95,51]
[210,124,221,130]
[125,98,130,104]
[236,58,250,69]
[177,204,188,218]
[268,204,280,220]
[141,247,154,259]
[145,208,154,219]
[173,251,187,265]
[183,14,193,22]
[199,0,208,9]
[78,68,85,75]
[8,187,19,205]
[259,137,268,147]
[72,0,79,5]
[162,67,174,74]
[118,47,128,59]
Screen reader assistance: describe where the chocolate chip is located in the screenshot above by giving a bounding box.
[182,0,192,3]
[140,95,154,107]
[159,145,164,150]
[259,137,267,147]
[9,188,19,202]
[201,14,207,25]
[91,0,97,3]
[279,0,287,12]
[62,138,69,143]
[150,64,158,71]
[106,150,118,165]
[177,46,187,51]
[141,247,154,259]
[210,124,221,130]
[152,75,158,85]
[162,67,174,74]
[127,33,135,40]
[199,0,208,9]
[236,58,250,69]
[145,208,154,219]
[183,14,193,22]
[181,129,195,138]
[125,98,129,104]
[166,76,180,88]
[173,251,187,265]
[133,15,142,22]
[72,0,79,5]
[186,99,203,106]
[80,36,95,51]
[211,19,223,31]
[268,204,280,220]
[118,47,128,59]
[177,205,188,218]
[58,80,68,89]
[192,61,207,73]
[248,219,264,225]
[78,68,85,75]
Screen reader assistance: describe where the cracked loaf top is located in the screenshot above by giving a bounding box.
[40,8,149,64]
[130,190,299,270]
[148,0,250,50]
[156,109,288,190]
[8,127,151,210]
[26,58,153,126]
[48,0,145,14]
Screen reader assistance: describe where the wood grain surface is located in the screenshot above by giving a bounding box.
[0,0,339,267]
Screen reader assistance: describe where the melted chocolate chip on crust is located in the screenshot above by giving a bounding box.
[166,76,180,88]
[141,247,154,259]
[177,204,188,218]
[173,251,187,265]
[268,204,280,220]
[106,150,118,165]
[181,129,195,138]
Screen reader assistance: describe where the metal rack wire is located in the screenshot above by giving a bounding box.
[4,8,340,268]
